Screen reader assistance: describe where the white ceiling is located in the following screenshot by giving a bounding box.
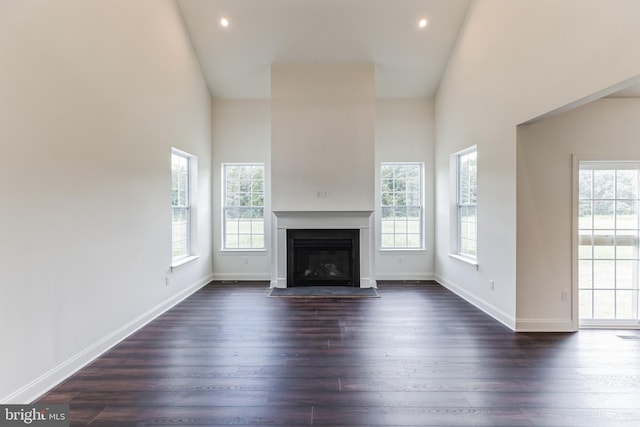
[176,0,471,99]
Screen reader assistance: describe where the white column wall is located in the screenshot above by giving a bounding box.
[271,63,376,212]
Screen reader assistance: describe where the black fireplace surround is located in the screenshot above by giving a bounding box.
[287,229,360,287]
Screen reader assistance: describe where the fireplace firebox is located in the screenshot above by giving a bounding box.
[287,229,360,287]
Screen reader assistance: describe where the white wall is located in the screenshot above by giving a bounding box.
[211,100,271,280]
[517,98,640,331]
[435,0,640,330]
[271,63,375,212]
[375,98,435,280]
[210,97,435,281]
[0,0,212,402]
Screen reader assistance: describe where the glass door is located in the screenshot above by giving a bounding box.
[578,162,640,327]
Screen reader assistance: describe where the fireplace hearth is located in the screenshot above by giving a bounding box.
[287,229,360,287]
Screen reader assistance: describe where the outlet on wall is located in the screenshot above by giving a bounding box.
[561,290,569,301]
[489,280,494,291]
[165,275,171,286]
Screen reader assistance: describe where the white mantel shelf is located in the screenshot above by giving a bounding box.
[270,210,376,289]
[273,210,374,226]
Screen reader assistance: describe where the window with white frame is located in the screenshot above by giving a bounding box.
[578,162,640,323]
[223,163,265,250]
[171,149,195,261]
[380,163,424,249]
[456,147,477,258]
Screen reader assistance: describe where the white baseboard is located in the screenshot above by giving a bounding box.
[360,277,377,288]
[210,272,271,282]
[1,274,214,404]
[435,274,516,331]
[270,278,286,288]
[516,318,575,332]
[375,273,435,281]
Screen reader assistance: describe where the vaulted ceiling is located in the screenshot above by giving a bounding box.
[176,0,471,99]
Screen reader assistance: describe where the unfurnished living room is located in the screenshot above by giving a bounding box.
[2,0,640,426]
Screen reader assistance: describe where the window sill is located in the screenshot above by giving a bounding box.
[379,248,427,254]
[448,253,478,270]
[221,248,267,254]
[171,255,200,272]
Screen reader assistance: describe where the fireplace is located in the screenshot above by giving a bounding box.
[287,229,360,287]
[271,211,374,288]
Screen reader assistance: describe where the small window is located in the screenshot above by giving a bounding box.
[223,163,265,250]
[456,147,477,258]
[172,149,195,261]
[380,163,424,249]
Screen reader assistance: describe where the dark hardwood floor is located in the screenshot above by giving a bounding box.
[38,281,640,426]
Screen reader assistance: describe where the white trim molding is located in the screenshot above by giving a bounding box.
[211,272,271,282]
[516,318,575,332]
[271,211,375,288]
[171,255,200,272]
[448,253,478,270]
[375,273,435,281]
[435,274,516,331]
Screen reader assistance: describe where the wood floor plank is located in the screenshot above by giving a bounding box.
[36,281,640,426]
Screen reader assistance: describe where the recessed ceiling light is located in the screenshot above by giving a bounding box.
[419,18,428,28]
[220,17,229,27]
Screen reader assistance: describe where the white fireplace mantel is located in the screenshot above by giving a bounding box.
[270,210,375,289]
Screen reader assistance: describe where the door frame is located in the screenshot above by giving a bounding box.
[572,153,640,329]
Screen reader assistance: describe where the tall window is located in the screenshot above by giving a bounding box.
[380,163,424,249]
[223,164,265,250]
[456,147,477,258]
[172,149,194,261]
[579,162,640,324]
